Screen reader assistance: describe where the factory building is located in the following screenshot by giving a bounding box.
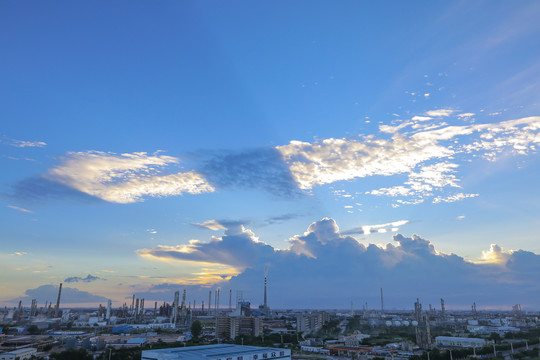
[141,344,291,360]
[0,348,37,360]
[435,336,488,348]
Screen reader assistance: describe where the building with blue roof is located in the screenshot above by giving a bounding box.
[142,344,291,360]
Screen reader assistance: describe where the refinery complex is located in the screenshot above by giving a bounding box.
[1,274,539,360]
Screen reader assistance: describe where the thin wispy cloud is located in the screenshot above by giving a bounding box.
[64,274,104,283]
[1,136,47,148]
[7,205,33,213]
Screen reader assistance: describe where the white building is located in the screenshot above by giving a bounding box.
[435,336,488,348]
[0,348,37,360]
[142,344,291,360]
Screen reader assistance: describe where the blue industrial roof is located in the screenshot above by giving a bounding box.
[142,344,290,360]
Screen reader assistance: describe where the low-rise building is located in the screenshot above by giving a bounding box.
[435,336,488,348]
[0,348,37,360]
[142,344,291,360]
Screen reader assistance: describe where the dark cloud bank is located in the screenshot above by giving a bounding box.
[138,219,540,309]
[12,285,108,304]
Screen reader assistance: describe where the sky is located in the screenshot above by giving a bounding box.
[2,1,540,310]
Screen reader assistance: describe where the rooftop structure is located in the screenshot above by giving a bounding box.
[435,336,488,348]
[142,344,291,360]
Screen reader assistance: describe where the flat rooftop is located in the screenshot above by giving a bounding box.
[142,344,291,360]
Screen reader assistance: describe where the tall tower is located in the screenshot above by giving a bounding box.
[263,265,269,313]
[440,298,446,318]
[106,299,112,322]
[208,291,212,315]
[55,283,62,318]
[171,291,180,324]
[380,288,384,316]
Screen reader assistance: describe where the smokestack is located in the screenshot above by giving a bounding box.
[380,287,384,316]
[55,283,62,318]
[106,299,111,321]
[208,291,212,315]
[264,265,269,309]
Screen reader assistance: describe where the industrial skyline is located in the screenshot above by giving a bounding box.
[2,1,540,309]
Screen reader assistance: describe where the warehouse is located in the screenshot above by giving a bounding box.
[142,344,291,360]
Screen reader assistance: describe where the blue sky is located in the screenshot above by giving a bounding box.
[2,1,540,309]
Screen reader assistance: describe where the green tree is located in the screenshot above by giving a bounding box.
[191,320,202,338]
[27,325,40,335]
[50,348,93,360]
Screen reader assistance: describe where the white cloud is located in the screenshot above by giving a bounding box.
[425,109,455,117]
[457,215,466,220]
[277,136,452,190]
[1,136,47,148]
[11,251,28,256]
[433,193,478,203]
[7,205,33,213]
[192,220,228,231]
[278,116,540,204]
[46,151,214,203]
[412,116,433,121]
[12,140,47,148]
[457,113,476,118]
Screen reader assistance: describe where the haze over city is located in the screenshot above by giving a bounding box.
[2,1,540,311]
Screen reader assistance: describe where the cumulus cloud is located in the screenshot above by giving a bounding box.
[64,274,104,283]
[46,151,214,203]
[137,218,540,308]
[138,222,275,271]
[11,284,108,304]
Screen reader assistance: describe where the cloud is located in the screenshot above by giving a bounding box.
[433,193,479,203]
[11,284,108,304]
[7,205,33,213]
[457,113,476,118]
[137,218,540,308]
[138,222,275,271]
[412,116,433,121]
[11,251,28,256]
[46,151,214,203]
[1,136,47,148]
[64,274,104,283]
[265,213,302,225]
[199,148,300,197]
[278,115,540,205]
[9,177,102,202]
[192,220,228,231]
[277,136,453,190]
[425,109,455,117]
[342,220,409,235]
